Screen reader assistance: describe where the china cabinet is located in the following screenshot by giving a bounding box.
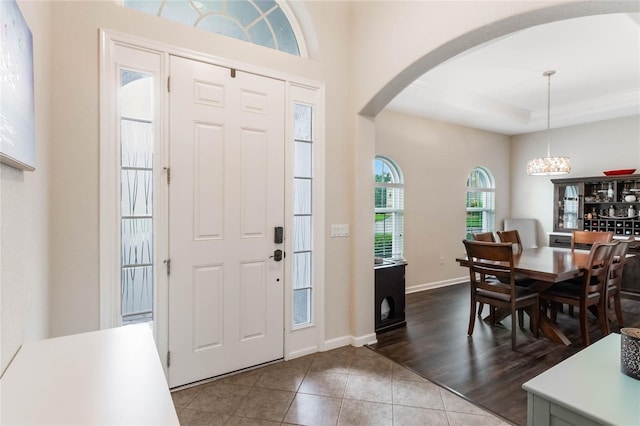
[552,174,640,237]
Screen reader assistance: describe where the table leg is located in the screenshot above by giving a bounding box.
[538,312,572,345]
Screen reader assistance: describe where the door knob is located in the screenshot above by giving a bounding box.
[270,249,284,262]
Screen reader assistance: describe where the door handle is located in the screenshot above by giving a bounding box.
[270,249,284,262]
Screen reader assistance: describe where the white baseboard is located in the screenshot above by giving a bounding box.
[406,277,467,294]
[323,332,378,351]
[285,345,318,361]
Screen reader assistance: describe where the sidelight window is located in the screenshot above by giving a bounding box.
[292,103,313,326]
[120,70,155,325]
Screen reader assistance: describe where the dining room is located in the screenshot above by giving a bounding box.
[370,10,640,426]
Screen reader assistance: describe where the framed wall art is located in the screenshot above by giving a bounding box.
[1,0,35,171]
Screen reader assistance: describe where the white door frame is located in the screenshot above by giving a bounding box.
[99,29,325,378]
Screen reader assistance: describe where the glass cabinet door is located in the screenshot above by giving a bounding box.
[554,183,582,232]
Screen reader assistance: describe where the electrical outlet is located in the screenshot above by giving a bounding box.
[439,256,445,265]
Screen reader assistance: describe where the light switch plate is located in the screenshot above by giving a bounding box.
[331,224,350,237]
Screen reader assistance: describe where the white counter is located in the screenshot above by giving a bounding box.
[522,333,640,426]
[0,323,179,425]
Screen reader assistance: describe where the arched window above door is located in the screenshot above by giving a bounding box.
[120,0,302,56]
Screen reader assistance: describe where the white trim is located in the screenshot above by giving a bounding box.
[99,31,169,373]
[284,81,326,357]
[285,345,319,361]
[276,0,309,59]
[406,277,467,294]
[323,333,378,351]
[99,31,120,331]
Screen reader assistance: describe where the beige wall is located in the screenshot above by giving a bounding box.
[45,0,353,339]
[375,110,511,290]
[0,0,52,374]
[510,116,640,240]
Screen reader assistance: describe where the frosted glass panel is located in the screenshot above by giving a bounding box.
[121,120,153,168]
[121,265,153,316]
[294,216,312,252]
[292,101,313,326]
[121,170,153,216]
[120,66,154,325]
[294,178,311,215]
[293,288,311,325]
[294,141,312,178]
[294,104,312,141]
[293,252,311,290]
[122,218,153,266]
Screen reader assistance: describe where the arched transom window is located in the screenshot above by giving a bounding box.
[466,167,495,239]
[121,0,302,56]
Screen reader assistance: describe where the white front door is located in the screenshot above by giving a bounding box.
[168,56,285,388]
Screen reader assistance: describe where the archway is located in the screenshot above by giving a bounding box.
[351,0,640,341]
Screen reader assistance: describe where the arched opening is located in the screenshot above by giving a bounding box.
[361,2,637,117]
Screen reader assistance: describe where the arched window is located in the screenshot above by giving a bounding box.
[466,167,495,239]
[121,0,302,56]
[374,157,404,259]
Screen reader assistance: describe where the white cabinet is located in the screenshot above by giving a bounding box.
[522,334,640,426]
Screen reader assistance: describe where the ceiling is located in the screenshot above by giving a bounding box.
[384,13,640,136]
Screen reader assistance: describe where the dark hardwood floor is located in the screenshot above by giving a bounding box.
[369,283,640,426]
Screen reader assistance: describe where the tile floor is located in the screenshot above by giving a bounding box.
[171,345,511,426]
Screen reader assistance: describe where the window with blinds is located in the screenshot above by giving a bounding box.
[466,167,495,239]
[374,157,404,259]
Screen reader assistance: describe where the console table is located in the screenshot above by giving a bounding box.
[0,323,179,425]
[522,333,640,426]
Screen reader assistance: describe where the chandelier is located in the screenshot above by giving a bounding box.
[526,70,571,176]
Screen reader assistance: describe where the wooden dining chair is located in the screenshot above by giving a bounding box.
[570,230,613,250]
[603,239,630,333]
[564,230,614,316]
[462,240,539,350]
[471,232,496,317]
[497,230,524,254]
[541,241,617,346]
[472,232,496,242]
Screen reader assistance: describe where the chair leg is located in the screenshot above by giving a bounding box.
[613,294,624,328]
[531,304,539,338]
[518,310,524,329]
[478,302,484,317]
[468,297,477,336]
[568,305,574,317]
[511,311,517,351]
[598,302,609,337]
[580,306,590,346]
[549,303,558,323]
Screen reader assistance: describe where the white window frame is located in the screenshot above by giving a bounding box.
[374,156,404,260]
[285,82,326,357]
[465,166,496,238]
[99,32,169,363]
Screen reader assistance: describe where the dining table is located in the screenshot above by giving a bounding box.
[456,245,592,345]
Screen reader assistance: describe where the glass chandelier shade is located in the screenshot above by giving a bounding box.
[526,156,572,175]
[527,70,571,176]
